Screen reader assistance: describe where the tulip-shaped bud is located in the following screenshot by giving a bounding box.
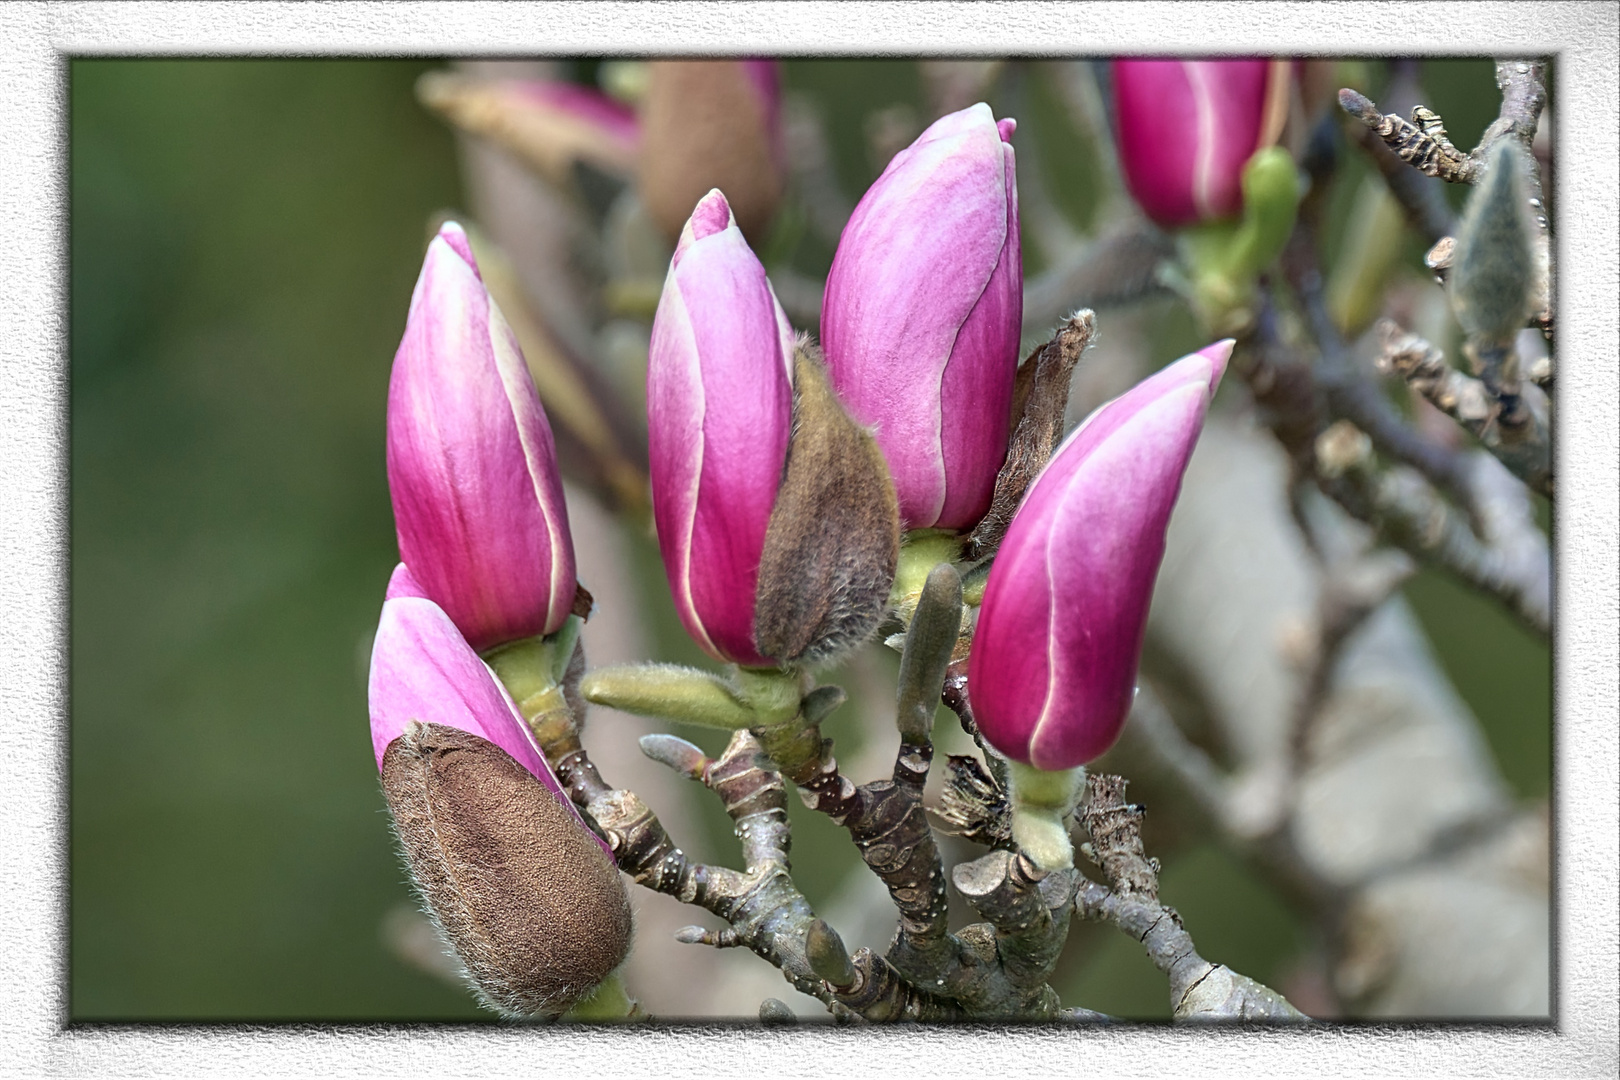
[822,103,1022,533]
[1111,59,1291,228]
[649,190,899,669]
[387,222,578,653]
[638,60,784,245]
[369,593,631,1017]
[969,340,1233,772]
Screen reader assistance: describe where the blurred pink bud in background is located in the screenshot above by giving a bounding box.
[1112,59,1291,228]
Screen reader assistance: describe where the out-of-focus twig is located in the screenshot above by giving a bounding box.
[783,96,854,249]
[1021,226,1175,334]
[1314,421,1550,637]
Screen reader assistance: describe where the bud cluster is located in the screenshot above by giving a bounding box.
[369,80,1233,1019]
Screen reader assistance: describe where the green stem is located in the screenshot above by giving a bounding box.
[560,969,642,1021]
[889,529,965,621]
[1007,762,1084,871]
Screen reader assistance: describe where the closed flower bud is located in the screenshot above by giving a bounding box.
[649,191,898,668]
[387,222,577,653]
[822,103,1022,532]
[638,60,783,245]
[370,594,631,1017]
[1112,59,1291,228]
[968,341,1232,770]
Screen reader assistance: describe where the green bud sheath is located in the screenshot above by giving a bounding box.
[1179,146,1301,336]
[1227,146,1300,280]
[580,663,758,729]
[1007,761,1085,871]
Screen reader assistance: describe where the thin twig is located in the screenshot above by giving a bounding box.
[1314,423,1550,636]
[1376,320,1551,496]
[1021,226,1175,334]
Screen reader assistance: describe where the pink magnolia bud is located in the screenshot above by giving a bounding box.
[386,222,577,653]
[968,341,1233,770]
[1112,59,1291,228]
[369,592,631,1016]
[649,191,899,668]
[368,590,570,803]
[648,191,797,667]
[823,103,1022,532]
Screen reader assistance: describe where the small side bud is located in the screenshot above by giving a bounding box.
[805,918,856,990]
[638,732,709,779]
[758,997,799,1025]
[382,722,632,1018]
[1451,141,1536,344]
[753,344,901,666]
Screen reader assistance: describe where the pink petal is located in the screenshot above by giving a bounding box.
[648,191,792,666]
[386,225,576,652]
[368,595,610,856]
[969,342,1230,769]
[823,104,1020,530]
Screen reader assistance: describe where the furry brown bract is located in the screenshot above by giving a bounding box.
[753,343,901,667]
[381,722,632,1017]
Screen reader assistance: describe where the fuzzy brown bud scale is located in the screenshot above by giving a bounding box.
[381,722,632,1017]
[753,344,901,666]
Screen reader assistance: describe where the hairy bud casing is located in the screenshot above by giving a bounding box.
[370,592,630,1016]
[1450,140,1537,345]
[754,344,901,666]
[381,722,632,1018]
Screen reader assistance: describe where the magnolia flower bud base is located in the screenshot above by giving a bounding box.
[1007,762,1084,871]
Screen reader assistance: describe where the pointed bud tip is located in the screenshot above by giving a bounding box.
[433,221,481,279]
[688,189,736,240]
[1199,339,1235,393]
[385,562,428,601]
[997,116,1017,142]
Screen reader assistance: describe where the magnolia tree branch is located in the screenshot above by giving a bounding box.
[528,704,838,1010]
[1259,153,1551,637]
[1117,409,1550,1017]
[1375,320,1551,496]
[1021,226,1176,334]
[1341,60,1552,334]
[1075,775,1308,1022]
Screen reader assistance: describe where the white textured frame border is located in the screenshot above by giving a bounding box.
[2,2,1614,1076]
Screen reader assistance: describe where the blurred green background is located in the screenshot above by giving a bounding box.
[71,58,1548,1021]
